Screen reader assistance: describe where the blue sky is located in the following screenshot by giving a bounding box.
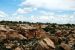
[0,0,75,24]
[0,0,22,14]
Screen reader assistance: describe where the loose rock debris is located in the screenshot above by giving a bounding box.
[0,24,75,50]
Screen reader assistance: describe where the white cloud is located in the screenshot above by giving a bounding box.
[11,0,75,24]
[39,11,55,16]
[20,0,75,10]
[17,8,26,14]
[13,8,33,15]
[0,11,8,17]
[11,12,75,24]
[28,14,75,24]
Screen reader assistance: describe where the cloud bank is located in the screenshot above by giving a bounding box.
[0,0,75,24]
